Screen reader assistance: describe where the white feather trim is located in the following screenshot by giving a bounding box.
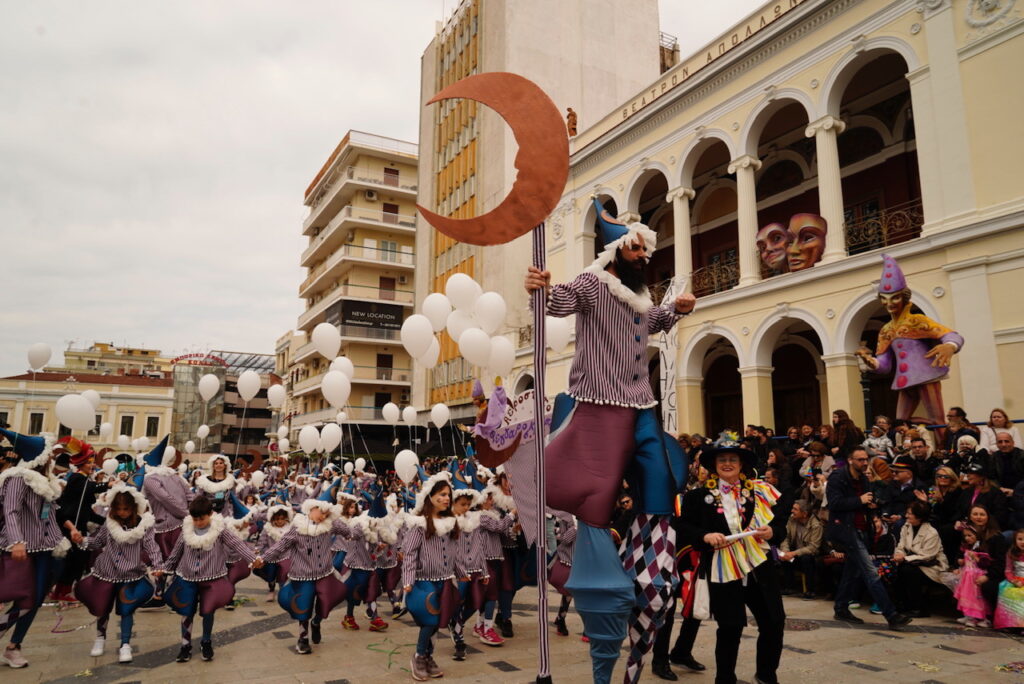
[293,512,337,537]
[266,504,293,522]
[195,474,235,495]
[484,485,515,513]
[264,522,291,542]
[301,498,337,516]
[52,536,71,559]
[582,222,658,312]
[144,464,178,478]
[182,513,226,550]
[0,466,62,502]
[105,511,155,544]
[478,509,501,522]
[406,514,457,536]
[102,484,150,515]
[350,513,378,544]
[19,433,57,470]
[585,266,653,313]
[457,510,482,533]
[452,488,483,508]
[373,516,400,545]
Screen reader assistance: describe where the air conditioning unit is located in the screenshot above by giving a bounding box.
[364,190,378,202]
[400,393,410,403]
[398,275,409,284]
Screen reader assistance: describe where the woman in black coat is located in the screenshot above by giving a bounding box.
[679,443,786,684]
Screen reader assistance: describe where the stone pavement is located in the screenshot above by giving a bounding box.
[5,575,1024,684]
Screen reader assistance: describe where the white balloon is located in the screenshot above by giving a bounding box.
[400,314,434,359]
[267,384,286,408]
[99,422,113,439]
[335,411,347,423]
[320,371,351,409]
[488,335,516,377]
[198,374,220,402]
[355,457,366,472]
[165,445,177,462]
[136,436,150,451]
[417,337,440,369]
[278,437,290,452]
[320,423,343,452]
[55,394,95,431]
[402,406,418,424]
[131,438,141,452]
[421,293,452,332]
[311,322,341,360]
[298,425,320,453]
[458,328,492,366]
[445,273,482,311]
[474,292,507,335]
[445,309,476,343]
[430,403,450,428]
[27,342,51,371]
[344,462,354,475]
[102,459,117,476]
[117,435,131,450]
[197,424,210,440]
[237,370,261,402]
[276,425,288,439]
[546,316,572,353]
[81,389,102,410]
[382,402,400,425]
[328,356,353,379]
[184,440,196,454]
[394,449,420,484]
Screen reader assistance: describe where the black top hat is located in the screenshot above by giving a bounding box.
[698,440,756,472]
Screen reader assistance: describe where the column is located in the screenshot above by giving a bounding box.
[728,155,762,287]
[738,365,774,428]
[666,186,696,287]
[944,258,1003,416]
[822,353,865,427]
[676,376,705,434]
[805,115,847,263]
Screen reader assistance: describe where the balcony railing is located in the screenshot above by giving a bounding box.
[339,325,400,341]
[301,243,414,292]
[345,166,417,192]
[845,199,924,256]
[302,203,418,261]
[692,258,739,298]
[352,365,412,383]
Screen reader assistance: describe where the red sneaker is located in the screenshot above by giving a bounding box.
[341,615,360,630]
[479,627,504,646]
[472,623,485,639]
[581,635,590,643]
[369,617,389,632]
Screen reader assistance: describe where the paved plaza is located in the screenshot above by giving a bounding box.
[6,574,1024,684]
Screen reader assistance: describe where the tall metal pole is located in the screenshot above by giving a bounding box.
[531,224,552,684]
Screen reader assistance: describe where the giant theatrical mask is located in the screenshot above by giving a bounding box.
[785,213,827,271]
[756,222,792,274]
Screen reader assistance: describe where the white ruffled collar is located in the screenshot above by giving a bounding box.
[265,523,291,542]
[182,514,226,550]
[485,486,516,513]
[292,513,337,536]
[145,464,179,478]
[478,508,501,521]
[583,267,653,313]
[196,474,235,494]
[0,465,62,502]
[457,510,481,533]
[105,512,155,544]
[407,514,457,536]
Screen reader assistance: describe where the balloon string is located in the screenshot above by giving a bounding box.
[234,402,248,460]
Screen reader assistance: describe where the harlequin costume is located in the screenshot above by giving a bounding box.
[866,254,964,425]
[261,498,351,654]
[75,485,162,663]
[0,428,70,669]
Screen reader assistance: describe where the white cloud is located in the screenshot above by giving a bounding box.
[1,0,761,376]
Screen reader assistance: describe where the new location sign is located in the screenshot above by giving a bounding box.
[328,300,403,330]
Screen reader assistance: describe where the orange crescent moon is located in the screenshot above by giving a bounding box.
[424,591,441,615]
[416,72,569,246]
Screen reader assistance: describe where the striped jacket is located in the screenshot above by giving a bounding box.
[0,468,65,553]
[478,509,514,560]
[262,515,351,581]
[164,514,258,582]
[143,467,192,533]
[401,516,468,588]
[547,271,682,408]
[82,513,163,582]
[456,511,489,576]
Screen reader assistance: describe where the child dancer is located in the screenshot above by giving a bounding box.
[0,429,71,669]
[367,510,402,624]
[163,496,262,663]
[75,486,163,663]
[450,488,488,660]
[474,487,515,646]
[339,510,387,631]
[995,529,1024,630]
[549,510,576,637]
[402,473,466,680]
[255,505,293,602]
[954,526,993,627]
[261,498,350,655]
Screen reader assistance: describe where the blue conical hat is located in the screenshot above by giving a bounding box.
[0,428,55,469]
[142,435,170,468]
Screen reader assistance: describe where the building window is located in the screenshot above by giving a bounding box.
[0,411,8,428]
[58,424,72,438]
[89,414,102,436]
[382,202,399,224]
[29,412,44,434]
[383,167,399,187]
[381,240,398,263]
[120,415,134,437]
[146,416,159,438]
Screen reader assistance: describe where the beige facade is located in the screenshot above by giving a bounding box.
[415,0,665,415]
[54,342,172,378]
[537,0,1024,434]
[0,372,174,449]
[289,131,419,433]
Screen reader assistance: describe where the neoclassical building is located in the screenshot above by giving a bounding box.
[536,0,1023,434]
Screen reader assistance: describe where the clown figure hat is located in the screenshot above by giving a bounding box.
[878,254,908,293]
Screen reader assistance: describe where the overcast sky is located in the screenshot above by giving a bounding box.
[1,0,763,377]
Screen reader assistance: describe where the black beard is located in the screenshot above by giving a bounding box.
[614,250,647,293]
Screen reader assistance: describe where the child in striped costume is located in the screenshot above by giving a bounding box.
[549,510,576,636]
[473,486,516,646]
[449,488,489,661]
[262,498,351,655]
[76,486,163,663]
[255,505,293,602]
[339,511,387,631]
[163,496,262,663]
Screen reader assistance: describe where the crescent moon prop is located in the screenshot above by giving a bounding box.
[425,591,441,616]
[474,432,522,469]
[417,72,569,246]
[243,449,263,476]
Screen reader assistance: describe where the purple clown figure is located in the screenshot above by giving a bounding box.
[524,198,695,684]
[856,253,964,426]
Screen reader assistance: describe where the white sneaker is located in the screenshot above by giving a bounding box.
[90,637,106,657]
[976,619,992,628]
[266,590,276,602]
[956,616,974,625]
[2,646,28,668]
[118,644,133,663]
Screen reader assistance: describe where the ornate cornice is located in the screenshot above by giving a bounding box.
[666,186,696,203]
[805,114,847,137]
[728,155,763,174]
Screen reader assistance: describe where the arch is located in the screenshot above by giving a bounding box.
[844,114,895,148]
[750,307,833,368]
[835,287,943,353]
[820,37,922,117]
[681,324,748,378]
[625,162,672,214]
[773,334,826,376]
[739,88,817,157]
[677,130,737,188]
[513,372,535,395]
[691,178,738,225]
[755,150,812,184]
